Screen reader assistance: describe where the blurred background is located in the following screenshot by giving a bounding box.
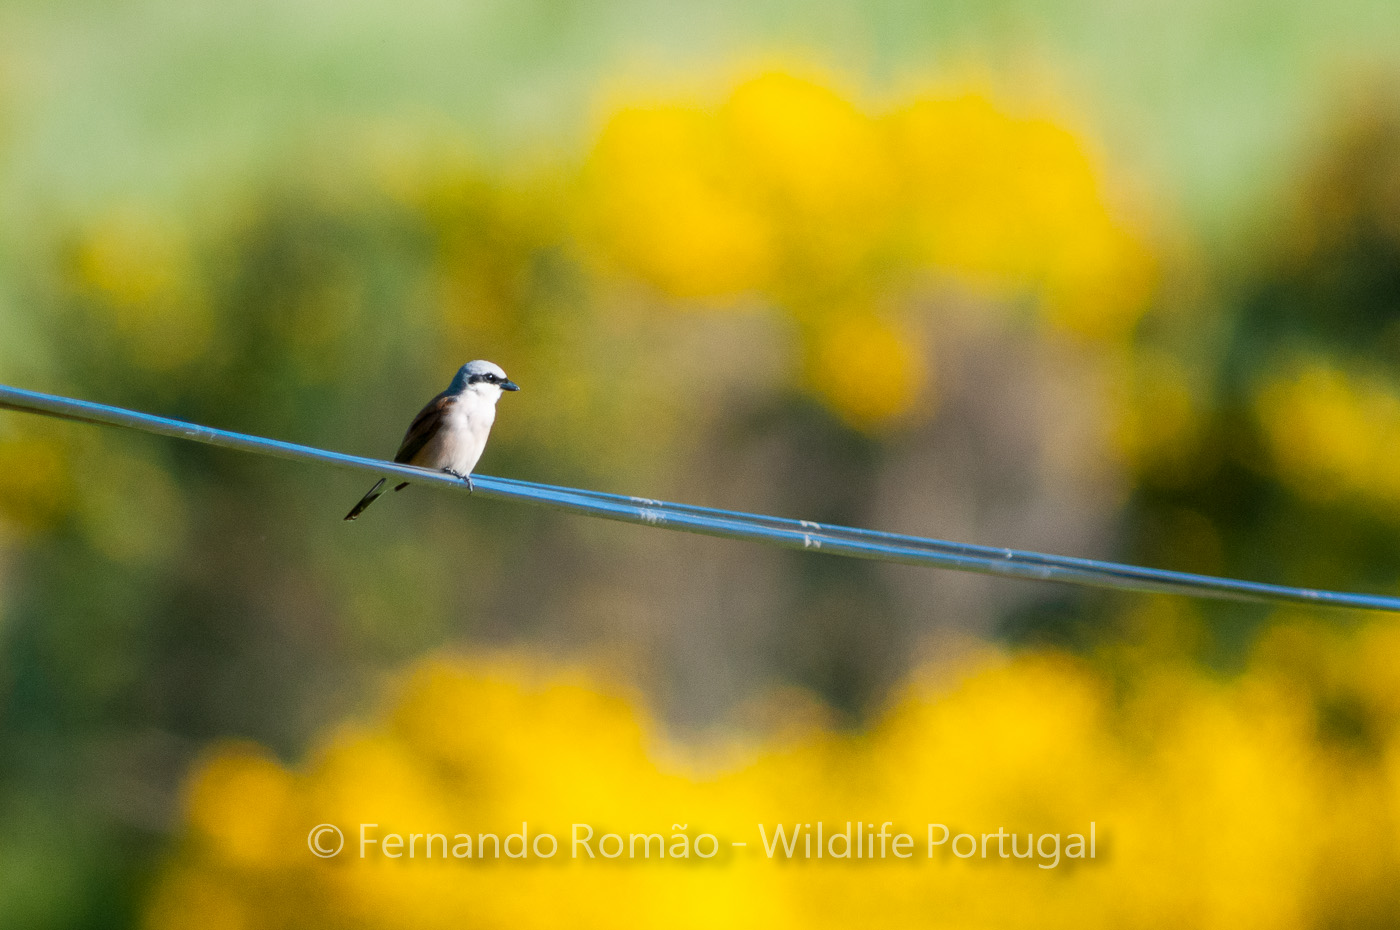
[3,0,1400,927]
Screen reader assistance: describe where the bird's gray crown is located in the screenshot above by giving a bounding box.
[448,359,510,393]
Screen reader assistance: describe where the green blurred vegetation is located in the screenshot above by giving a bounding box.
[1,1,1400,927]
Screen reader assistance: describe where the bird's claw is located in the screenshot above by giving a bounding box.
[444,468,473,492]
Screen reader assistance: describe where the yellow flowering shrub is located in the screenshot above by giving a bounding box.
[147,620,1400,929]
[68,208,213,372]
[35,66,1154,439]
[1109,349,1205,481]
[803,308,929,426]
[1256,360,1400,510]
[0,424,74,534]
[581,69,1155,430]
[892,94,1153,338]
[584,103,778,299]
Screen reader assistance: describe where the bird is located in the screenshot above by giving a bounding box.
[344,360,520,521]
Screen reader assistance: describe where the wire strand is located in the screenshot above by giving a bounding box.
[3,382,1398,613]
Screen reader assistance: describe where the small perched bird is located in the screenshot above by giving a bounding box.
[344,360,520,521]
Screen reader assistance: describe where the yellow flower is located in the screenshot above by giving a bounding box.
[723,71,898,286]
[1256,360,1400,510]
[890,95,1154,339]
[69,209,213,371]
[185,745,295,869]
[1110,349,1203,481]
[577,68,1154,430]
[149,631,1400,927]
[583,104,776,298]
[804,308,928,429]
[0,426,72,534]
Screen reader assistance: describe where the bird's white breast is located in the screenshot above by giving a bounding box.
[436,390,497,475]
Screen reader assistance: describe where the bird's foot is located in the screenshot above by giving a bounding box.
[444,468,474,492]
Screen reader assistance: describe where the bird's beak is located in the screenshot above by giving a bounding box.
[502,379,521,392]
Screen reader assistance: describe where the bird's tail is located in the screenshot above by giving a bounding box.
[344,478,387,521]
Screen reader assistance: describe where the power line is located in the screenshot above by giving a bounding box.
[3,382,1398,613]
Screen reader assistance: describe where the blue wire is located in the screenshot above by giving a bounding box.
[3,382,1398,613]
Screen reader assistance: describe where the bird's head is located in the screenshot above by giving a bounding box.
[449,359,520,398]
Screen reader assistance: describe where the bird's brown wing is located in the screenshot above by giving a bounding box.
[393,391,456,465]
